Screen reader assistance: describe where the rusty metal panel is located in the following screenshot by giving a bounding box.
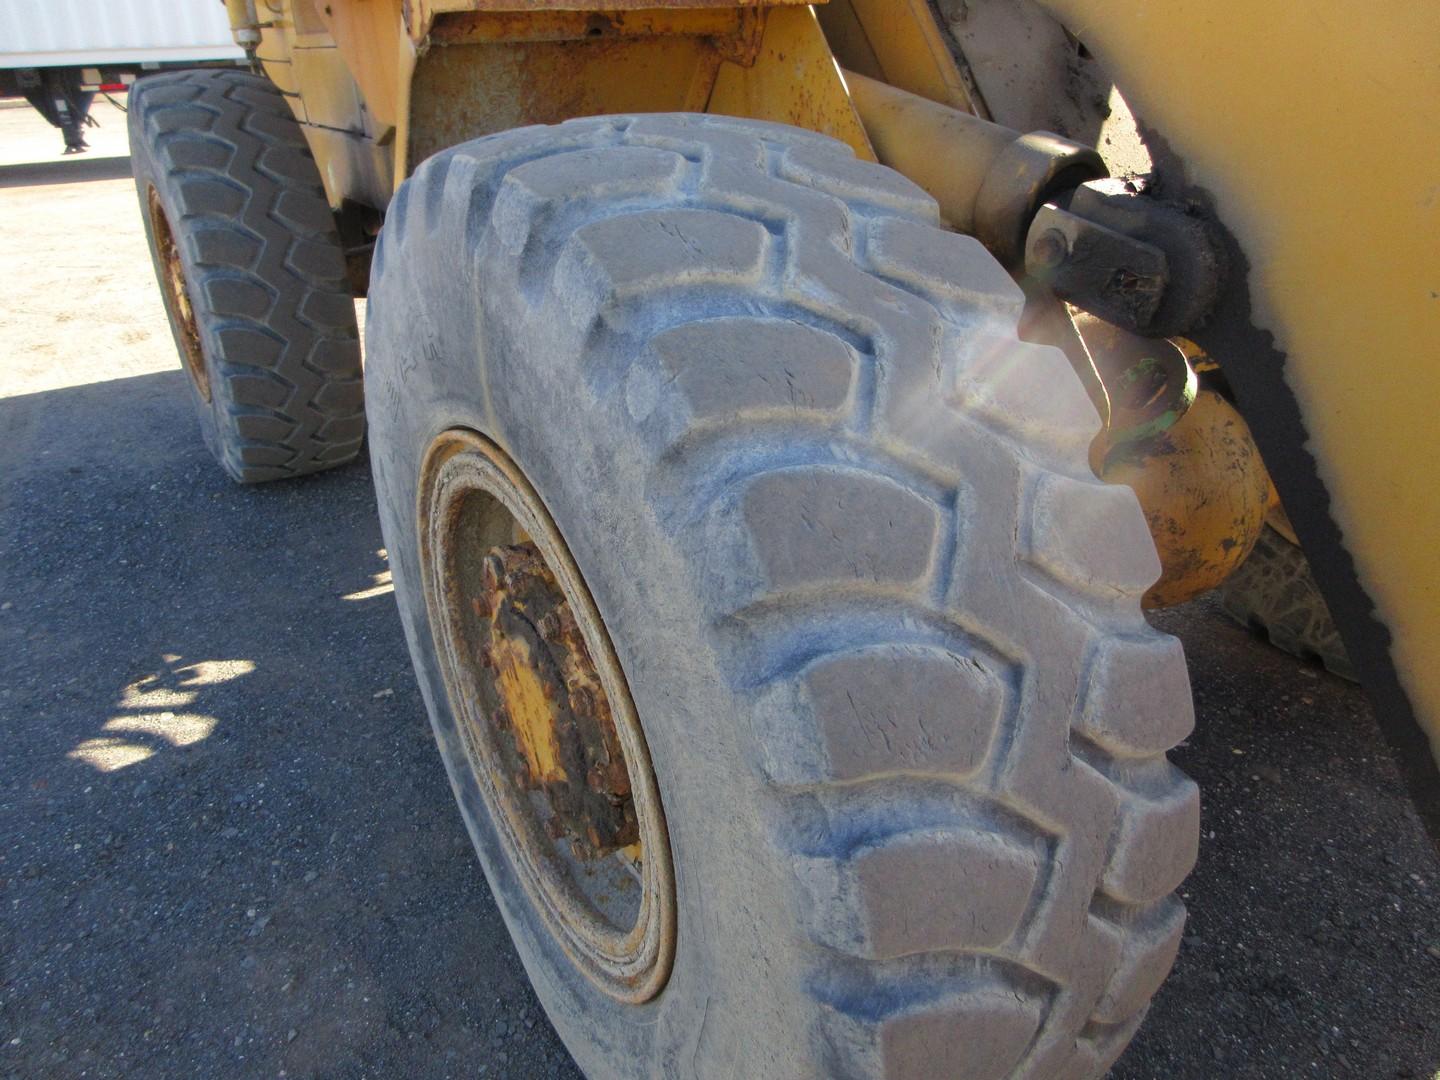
[424,0,812,13]
[312,0,865,194]
[407,34,719,168]
[427,8,747,45]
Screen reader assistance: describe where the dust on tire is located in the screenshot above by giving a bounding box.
[365,114,1199,1079]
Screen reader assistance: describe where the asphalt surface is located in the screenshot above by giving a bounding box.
[2,100,1437,1080]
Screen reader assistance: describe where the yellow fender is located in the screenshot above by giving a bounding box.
[1037,0,1440,832]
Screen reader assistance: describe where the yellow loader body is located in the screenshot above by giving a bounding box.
[233,0,1440,815]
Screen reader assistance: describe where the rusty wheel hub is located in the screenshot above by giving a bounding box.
[476,545,641,858]
[418,430,675,1003]
[147,186,210,403]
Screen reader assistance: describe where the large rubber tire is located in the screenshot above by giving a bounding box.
[1220,524,1357,681]
[367,115,1198,1079]
[129,69,364,483]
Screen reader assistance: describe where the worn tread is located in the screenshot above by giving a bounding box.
[369,113,1196,1079]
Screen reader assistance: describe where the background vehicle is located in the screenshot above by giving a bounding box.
[124,1,1440,1075]
[0,1,242,152]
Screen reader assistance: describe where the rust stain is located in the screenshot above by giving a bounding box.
[407,33,720,165]
[147,186,210,404]
[428,8,745,46]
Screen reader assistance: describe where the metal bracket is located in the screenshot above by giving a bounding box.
[1025,178,1226,337]
[1026,202,1169,333]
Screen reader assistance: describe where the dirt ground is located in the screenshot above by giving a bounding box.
[1,99,1437,1080]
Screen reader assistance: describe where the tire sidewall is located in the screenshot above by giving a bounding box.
[366,224,814,1080]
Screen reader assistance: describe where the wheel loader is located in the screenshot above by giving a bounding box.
[125,1,1440,1075]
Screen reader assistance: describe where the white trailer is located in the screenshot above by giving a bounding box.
[0,0,242,68]
[0,0,244,152]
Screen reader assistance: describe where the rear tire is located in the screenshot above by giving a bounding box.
[129,69,364,483]
[1220,524,1357,681]
[367,114,1197,1079]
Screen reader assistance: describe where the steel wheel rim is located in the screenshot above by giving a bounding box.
[147,185,210,403]
[417,429,676,1003]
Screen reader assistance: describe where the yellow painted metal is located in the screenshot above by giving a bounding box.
[356,3,854,184]
[287,1,871,198]
[844,70,1012,232]
[254,6,299,97]
[306,125,395,213]
[1101,389,1271,610]
[289,44,368,134]
[707,5,874,160]
[1040,0,1440,755]
[490,630,570,784]
[816,0,976,111]
[402,3,873,172]
[313,0,407,134]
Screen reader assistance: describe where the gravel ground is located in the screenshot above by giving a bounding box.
[1,99,1437,1080]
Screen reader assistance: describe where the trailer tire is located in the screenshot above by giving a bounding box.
[366,115,1197,1079]
[129,69,363,483]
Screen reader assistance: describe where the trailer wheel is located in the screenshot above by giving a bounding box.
[367,115,1197,1079]
[1221,525,1357,681]
[129,69,363,483]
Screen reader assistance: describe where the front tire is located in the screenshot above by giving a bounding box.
[367,114,1197,1079]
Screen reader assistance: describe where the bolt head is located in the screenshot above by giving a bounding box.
[1031,229,1069,270]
